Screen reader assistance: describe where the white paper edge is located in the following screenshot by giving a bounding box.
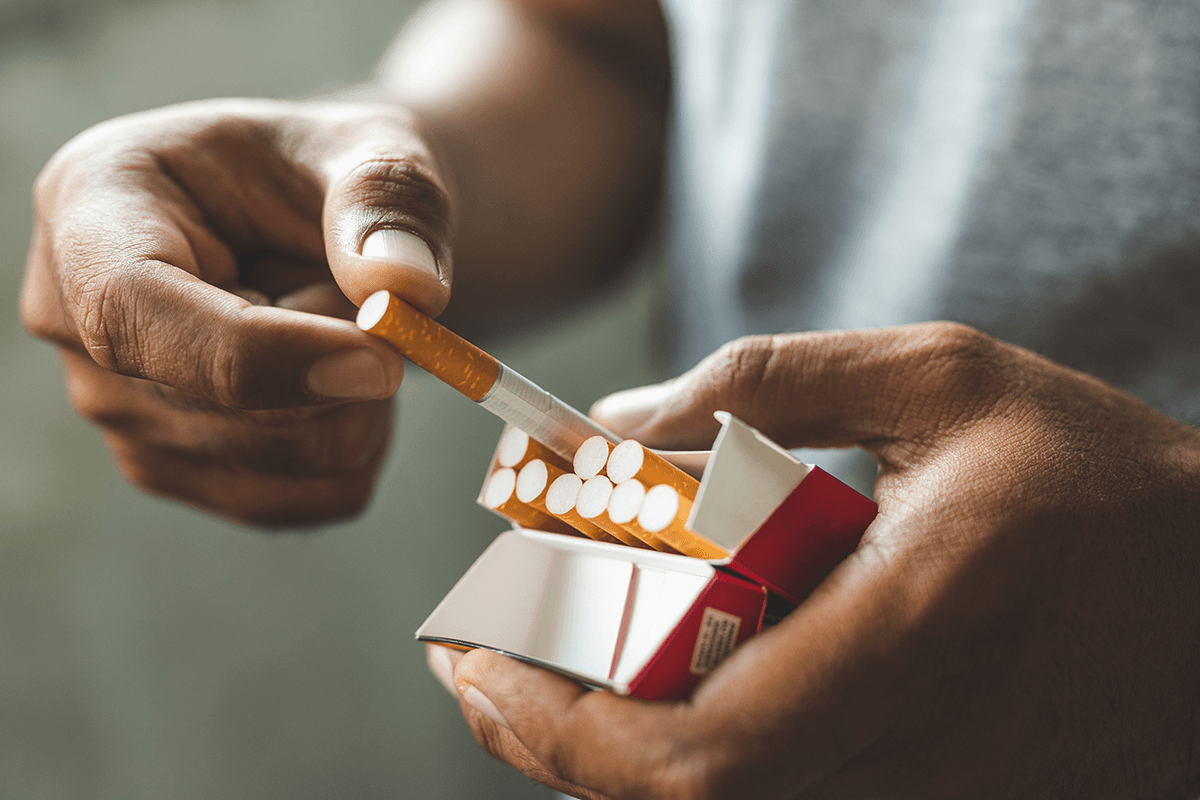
[687,412,812,553]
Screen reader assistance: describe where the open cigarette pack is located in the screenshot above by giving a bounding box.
[417,412,877,700]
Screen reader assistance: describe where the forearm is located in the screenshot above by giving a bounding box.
[375,0,669,329]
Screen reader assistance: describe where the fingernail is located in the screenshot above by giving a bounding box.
[462,685,511,730]
[590,383,672,431]
[426,646,458,698]
[361,229,439,278]
[306,348,389,399]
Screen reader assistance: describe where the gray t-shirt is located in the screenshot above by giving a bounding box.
[658,0,1200,429]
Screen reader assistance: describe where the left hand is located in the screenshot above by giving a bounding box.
[428,323,1200,799]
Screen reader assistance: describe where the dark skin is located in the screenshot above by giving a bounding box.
[437,325,1200,799]
[21,0,666,524]
[21,0,1200,796]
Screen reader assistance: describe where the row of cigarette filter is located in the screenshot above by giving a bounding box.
[481,428,729,561]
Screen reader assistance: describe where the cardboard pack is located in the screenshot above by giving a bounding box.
[417,413,877,700]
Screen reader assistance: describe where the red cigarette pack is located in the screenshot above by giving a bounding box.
[417,413,877,700]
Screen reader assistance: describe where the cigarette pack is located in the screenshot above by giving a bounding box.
[417,413,877,700]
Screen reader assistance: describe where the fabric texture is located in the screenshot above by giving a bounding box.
[657,0,1200,428]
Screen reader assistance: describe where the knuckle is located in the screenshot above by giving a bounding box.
[892,322,1012,433]
[61,265,143,376]
[204,321,296,412]
[912,322,1006,391]
[339,155,453,241]
[208,343,262,410]
[344,156,449,210]
[707,334,779,408]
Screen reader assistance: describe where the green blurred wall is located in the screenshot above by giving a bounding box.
[0,1,665,797]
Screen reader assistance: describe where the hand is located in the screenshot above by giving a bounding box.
[432,324,1200,799]
[21,98,454,525]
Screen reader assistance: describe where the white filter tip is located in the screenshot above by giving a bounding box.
[546,474,583,515]
[638,485,680,533]
[576,476,614,520]
[516,460,549,503]
[483,468,517,509]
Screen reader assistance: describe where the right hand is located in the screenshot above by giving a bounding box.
[20,99,456,525]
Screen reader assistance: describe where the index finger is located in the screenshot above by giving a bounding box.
[591,324,1019,459]
[21,113,406,408]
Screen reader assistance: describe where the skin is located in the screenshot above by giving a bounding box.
[20,0,666,525]
[21,0,1200,795]
[442,325,1200,799]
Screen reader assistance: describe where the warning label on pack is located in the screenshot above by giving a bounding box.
[689,607,742,676]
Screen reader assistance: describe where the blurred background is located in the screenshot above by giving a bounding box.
[0,0,665,797]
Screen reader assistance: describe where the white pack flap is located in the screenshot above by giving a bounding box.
[688,412,812,552]
[417,530,712,688]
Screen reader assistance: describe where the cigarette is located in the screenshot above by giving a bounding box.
[494,425,573,474]
[637,485,728,560]
[357,290,620,461]
[608,479,680,554]
[481,467,576,535]
[606,440,699,501]
[573,435,613,480]
[544,473,623,545]
[517,460,621,544]
[575,476,654,549]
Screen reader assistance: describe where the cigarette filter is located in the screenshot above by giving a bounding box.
[494,425,573,473]
[607,440,700,501]
[573,436,613,480]
[519,461,622,544]
[544,474,622,545]
[608,480,680,554]
[357,291,620,462]
[576,476,653,549]
[639,485,728,560]
[482,467,574,535]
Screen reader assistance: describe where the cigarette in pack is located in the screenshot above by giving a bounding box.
[492,425,573,475]
[516,459,621,545]
[481,467,577,535]
[638,485,727,560]
[357,291,620,462]
[575,476,654,549]
[543,473,623,545]
[572,436,613,480]
[606,439,699,500]
[605,479,681,554]
[581,436,723,558]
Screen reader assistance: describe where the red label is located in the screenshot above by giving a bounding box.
[729,467,877,604]
[627,571,765,701]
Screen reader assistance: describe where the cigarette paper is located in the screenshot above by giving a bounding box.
[573,435,612,480]
[609,479,681,555]
[638,485,728,560]
[495,425,572,473]
[514,460,605,542]
[544,474,622,544]
[358,290,620,461]
[575,476,653,549]
[482,467,575,535]
[606,440,700,501]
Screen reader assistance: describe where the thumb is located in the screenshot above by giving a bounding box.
[590,324,1012,455]
[454,649,667,799]
[317,112,455,317]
